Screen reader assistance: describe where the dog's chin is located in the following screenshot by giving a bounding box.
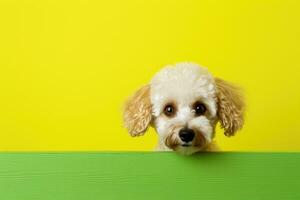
[174,145,201,155]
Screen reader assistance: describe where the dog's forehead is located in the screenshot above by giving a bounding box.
[151,63,214,96]
[150,63,216,105]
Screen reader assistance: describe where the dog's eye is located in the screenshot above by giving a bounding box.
[163,104,175,117]
[193,102,206,116]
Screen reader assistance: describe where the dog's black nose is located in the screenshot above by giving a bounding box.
[179,128,195,142]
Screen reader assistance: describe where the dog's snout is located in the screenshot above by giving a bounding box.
[179,128,195,142]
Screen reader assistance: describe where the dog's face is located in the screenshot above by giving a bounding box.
[150,64,218,154]
[123,63,244,155]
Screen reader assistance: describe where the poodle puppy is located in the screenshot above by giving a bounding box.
[123,63,245,155]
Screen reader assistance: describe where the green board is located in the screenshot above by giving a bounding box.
[0,152,299,200]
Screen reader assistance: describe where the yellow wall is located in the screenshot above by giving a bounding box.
[0,0,299,151]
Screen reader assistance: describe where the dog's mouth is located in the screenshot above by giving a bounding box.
[165,130,207,152]
[164,125,209,154]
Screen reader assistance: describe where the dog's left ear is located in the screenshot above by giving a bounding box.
[123,85,152,137]
[215,78,245,136]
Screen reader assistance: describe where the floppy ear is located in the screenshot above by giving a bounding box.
[123,85,152,137]
[215,78,245,136]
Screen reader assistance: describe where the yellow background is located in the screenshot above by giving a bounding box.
[0,0,299,151]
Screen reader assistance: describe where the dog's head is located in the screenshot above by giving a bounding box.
[123,63,245,155]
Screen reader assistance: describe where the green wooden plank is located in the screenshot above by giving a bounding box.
[0,152,299,200]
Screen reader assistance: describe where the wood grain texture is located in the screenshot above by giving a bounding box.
[0,152,299,200]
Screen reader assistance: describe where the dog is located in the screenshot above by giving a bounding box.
[123,63,245,155]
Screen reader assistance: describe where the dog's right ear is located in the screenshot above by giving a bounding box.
[123,85,152,137]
